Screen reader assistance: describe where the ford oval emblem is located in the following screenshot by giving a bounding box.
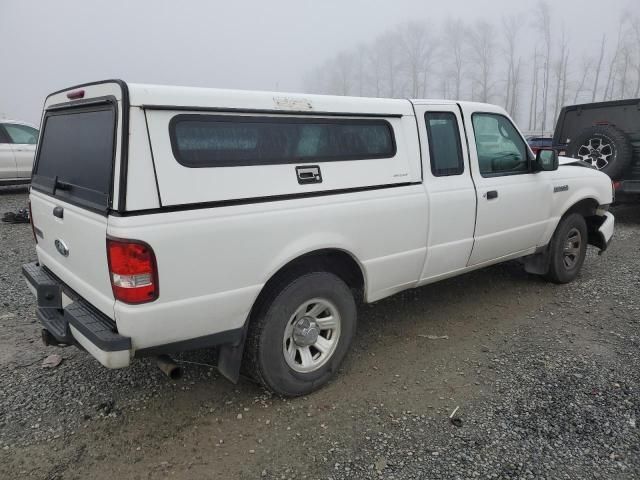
[54,239,69,257]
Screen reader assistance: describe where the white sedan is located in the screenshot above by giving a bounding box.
[0,120,38,185]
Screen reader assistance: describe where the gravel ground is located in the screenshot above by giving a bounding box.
[0,186,638,479]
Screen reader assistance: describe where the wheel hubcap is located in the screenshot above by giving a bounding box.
[283,298,341,373]
[563,227,582,269]
[577,137,613,170]
[292,316,320,347]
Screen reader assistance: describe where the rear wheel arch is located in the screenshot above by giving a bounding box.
[251,249,366,317]
[217,248,366,385]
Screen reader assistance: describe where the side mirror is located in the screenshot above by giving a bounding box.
[534,149,558,172]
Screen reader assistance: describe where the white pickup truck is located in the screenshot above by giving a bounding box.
[23,80,614,396]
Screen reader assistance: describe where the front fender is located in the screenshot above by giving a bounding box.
[538,169,613,247]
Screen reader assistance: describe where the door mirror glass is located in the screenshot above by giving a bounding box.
[535,149,558,171]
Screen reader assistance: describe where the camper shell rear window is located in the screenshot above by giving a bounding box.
[31,100,117,212]
[169,114,396,168]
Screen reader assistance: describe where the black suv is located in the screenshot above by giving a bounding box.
[554,99,640,201]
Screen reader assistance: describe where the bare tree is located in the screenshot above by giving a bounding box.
[469,20,495,103]
[399,22,437,98]
[528,49,540,131]
[303,3,631,129]
[552,29,569,122]
[591,35,607,101]
[634,18,640,97]
[368,37,387,97]
[603,15,627,101]
[573,57,593,104]
[379,31,401,97]
[502,15,519,115]
[617,43,632,99]
[354,45,368,97]
[535,1,552,132]
[443,18,466,99]
[511,58,523,122]
[327,52,355,96]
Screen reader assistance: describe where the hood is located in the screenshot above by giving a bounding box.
[558,156,596,169]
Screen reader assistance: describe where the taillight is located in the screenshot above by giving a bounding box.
[28,200,37,243]
[106,238,158,304]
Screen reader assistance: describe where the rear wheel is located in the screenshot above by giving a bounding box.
[244,271,356,396]
[545,213,588,284]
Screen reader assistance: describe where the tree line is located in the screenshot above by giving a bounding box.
[303,2,640,134]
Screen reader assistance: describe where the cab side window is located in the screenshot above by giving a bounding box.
[472,113,530,177]
[0,126,11,144]
[3,124,39,145]
[425,112,464,176]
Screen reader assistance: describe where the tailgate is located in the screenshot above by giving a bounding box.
[29,83,126,319]
[30,191,114,316]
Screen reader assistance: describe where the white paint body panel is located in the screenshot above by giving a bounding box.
[13,144,36,178]
[0,143,16,179]
[27,82,615,365]
[108,185,428,349]
[0,120,38,181]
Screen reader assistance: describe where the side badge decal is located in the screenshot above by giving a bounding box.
[54,239,69,257]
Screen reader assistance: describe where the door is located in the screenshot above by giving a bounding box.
[462,109,553,266]
[3,123,38,178]
[413,104,477,282]
[0,125,17,179]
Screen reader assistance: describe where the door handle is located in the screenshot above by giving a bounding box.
[486,190,498,200]
[296,165,322,185]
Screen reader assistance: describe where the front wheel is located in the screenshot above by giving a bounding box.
[545,213,588,284]
[243,272,356,396]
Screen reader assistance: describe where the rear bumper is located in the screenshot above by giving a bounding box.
[22,261,131,368]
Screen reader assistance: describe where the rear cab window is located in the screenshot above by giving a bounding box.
[425,112,464,177]
[31,101,117,212]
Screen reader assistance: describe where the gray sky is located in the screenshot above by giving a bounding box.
[0,0,628,124]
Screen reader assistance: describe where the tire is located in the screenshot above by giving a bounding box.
[545,213,588,284]
[244,271,356,396]
[567,125,633,180]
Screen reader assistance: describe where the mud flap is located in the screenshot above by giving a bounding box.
[523,247,551,275]
[216,335,246,383]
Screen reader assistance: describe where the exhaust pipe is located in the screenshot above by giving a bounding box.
[156,355,183,380]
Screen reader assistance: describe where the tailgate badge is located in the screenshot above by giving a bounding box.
[54,239,69,257]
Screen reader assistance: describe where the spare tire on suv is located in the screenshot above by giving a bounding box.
[567,125,633,180]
